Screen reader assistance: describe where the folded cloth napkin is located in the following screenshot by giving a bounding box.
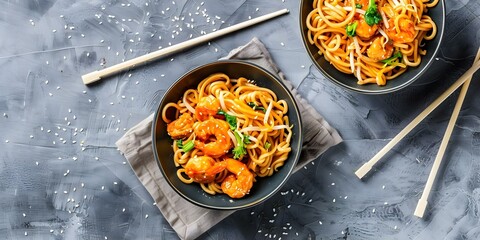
[116,37,342,240]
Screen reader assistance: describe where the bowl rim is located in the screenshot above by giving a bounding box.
[151,60,304,210]
[298,0,446,94]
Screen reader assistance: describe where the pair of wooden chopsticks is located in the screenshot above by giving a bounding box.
[82,9,289,85]
[355,47,480,218]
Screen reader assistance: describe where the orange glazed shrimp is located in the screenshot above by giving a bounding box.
[167,113,194,140]
[194,118,232,158]
[386,17,416,44]
[195,95,220,121]
[221,158,254,198]
[184,156,227,183]
[355,17,378,39]
[367,37,394,61]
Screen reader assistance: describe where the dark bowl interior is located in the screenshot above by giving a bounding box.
[152,60,303,210]
[299,0,445,94]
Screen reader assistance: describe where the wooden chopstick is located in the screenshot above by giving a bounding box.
[355,50,480,179]
[414,47,480,218]
[82,9,289,85]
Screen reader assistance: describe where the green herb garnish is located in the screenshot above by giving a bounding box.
[264,142,271,150]
[380,52,403,66]
[346,21,358,37]
[356,3,362,9]
[364,0,382,26]
[247,102,266,112]
[217,110,237,130]
[232,130,250,159]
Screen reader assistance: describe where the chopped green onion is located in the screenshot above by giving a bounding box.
[356,3,362,9]
[182,140,194,152]
[176,139,194,152]
[264,142,271,150]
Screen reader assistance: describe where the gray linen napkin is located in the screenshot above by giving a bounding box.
[116,38,342,240]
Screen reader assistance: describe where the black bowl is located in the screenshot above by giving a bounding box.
[299,0,445,94]
[152,60,303,210]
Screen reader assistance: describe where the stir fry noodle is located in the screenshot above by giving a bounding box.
[306,0,438,85]
[162,73,292,198]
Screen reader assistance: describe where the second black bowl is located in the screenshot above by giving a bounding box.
[299,0,446,94]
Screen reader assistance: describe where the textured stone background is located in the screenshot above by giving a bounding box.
[0,0,479,239]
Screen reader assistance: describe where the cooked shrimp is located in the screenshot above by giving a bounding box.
[194,118,232,158]
[167,113,194,140]
[195,95,220,121]
[221,158,254,198]
[386,17,416,44]
[355,17,378,39]
[184,156,226,183]
[367,37,394,61]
